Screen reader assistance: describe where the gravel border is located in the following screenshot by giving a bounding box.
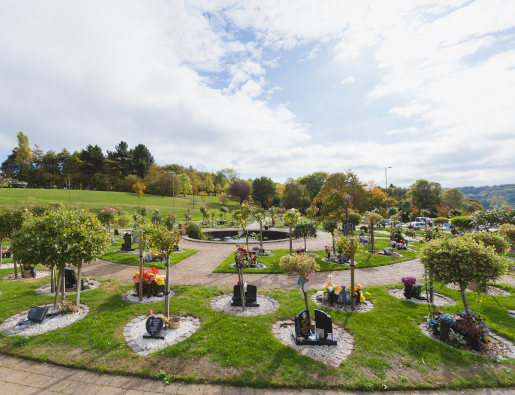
[388,288,456,306]
[311,292,374,313]
[121,290,175,304]
[445,283,511,296]
[210,294,280,316]
[2,271,51,281]
[123,315,201,356]
[35,279,101,295]
[272,320,354,367]
[418,321,515,359]
[229,262,267,270]
[0,263,16,269]
[0,303,89,336]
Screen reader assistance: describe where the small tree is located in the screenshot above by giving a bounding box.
[284,208,301,254]
[0,208,30,278]
[149,225,181,318]
[433,217,449,226]
[97,206,117,235]
[322,219,338,258]
[268,206,278,226]
[464,232,509,255]
[200,191,208,202]
[306,205,319,224]
[334,236,364,310]
[12,210,110,307]
[292,223,317,251]
[233,204,255,250]
[499,224,515,247]
[255,212,267,252]
[116,213,132,230]
[220,206,229,221]
[280,254,319,312]
[451,215,473,232]
[234,243,255,312]
[420,237,507,315]
[365,212,383,253]
[218,193,228,205]
[200,206,208,221]
[132,182,146,209]
[164,213,177,230]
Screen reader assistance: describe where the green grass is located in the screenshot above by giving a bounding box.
[1,269,515,390]
[100,243,199,270]
[213,239,421,274]
[0,189,246,221]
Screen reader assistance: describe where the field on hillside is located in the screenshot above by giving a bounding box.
[0,188,247,220]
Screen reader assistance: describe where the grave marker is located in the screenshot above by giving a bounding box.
[143,316,166,339]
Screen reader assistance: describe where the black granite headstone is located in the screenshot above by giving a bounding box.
[65,268,76,289]
[114,229,119,236]
[315,309,333,340]
[295,309,311,339]
[143,316,165,339]
[382,248,392,255]
[27,307,48,323]
[121,233,136,252]
[231,284,260,307]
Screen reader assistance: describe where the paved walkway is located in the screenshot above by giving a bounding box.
[0,354,514,395]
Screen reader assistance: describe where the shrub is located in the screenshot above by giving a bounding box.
[185,222,204,240]
[433,217,449,225]
[464,232,509,254]
[499,224,515,246]
[31,204,49,217]
[451,215,473,231]
[48,202,65,211]
[360,225,368,233]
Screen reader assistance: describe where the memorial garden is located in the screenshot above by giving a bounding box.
[1,189,515,392]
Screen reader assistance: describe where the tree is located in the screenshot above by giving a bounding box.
[233,204,255,250]
[132,182,147,208]
[131,144,154,178]
[420,237,507,315]
[365,212,383,253]
[499,224,515,247]
[432,217,449,225]
[220,206,229,221]
[107,141,133,178]
[470,208,515,226]
[229,181,251,203]
[205,174,214,195]
[347,211,362,228]
[408,179,442,212]
[80,145,105,188]
[12,210,110,307]
[284,208,301,254]
[282,182,310,211]
[200,206,208,221]
[436,204,451,218]
[0,208,29,278]
[306,205,319,224]
[1,148,20,179]
[97,206,118,235]
[252,176,276,208]
[255,212,267,252]
[149,225,181,318]
[280,254,319,313]
[292,223,317,251]
[218,193,228,205]
[464,232,509,255]
[314,189,352,225]
[180,174,192,196]
[299,172,328,201]
[16,132,32,180]
[215,183,222,194]
[451,216,474,232]
[441,188,464,209]
[318,171,368,213]
[322,219,338,258]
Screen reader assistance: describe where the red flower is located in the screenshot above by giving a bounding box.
[151,267,159,275]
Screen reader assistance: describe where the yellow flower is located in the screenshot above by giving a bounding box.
[238,214,242,217]
[242,220,245,224]
[365,292,371,296]
[360,294,365,303]
[242,204,245,207]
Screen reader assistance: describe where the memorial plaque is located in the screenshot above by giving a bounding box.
[65,268,76,289]
[143,317,165,339]
[315,309,333,341]
[295,309,311,338]
[382,248,392,256]
[27,307,48,323]
[122,233,136,252]
[114,229,119,236]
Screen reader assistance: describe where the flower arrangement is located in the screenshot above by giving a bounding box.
[297,246,305,253]
[133,267,165,296]
[354,282,368,303]
[401,276,417,287]
[237,281,247,292]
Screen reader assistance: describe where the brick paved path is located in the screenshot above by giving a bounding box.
[0,354,514,395]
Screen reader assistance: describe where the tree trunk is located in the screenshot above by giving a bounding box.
[60,268,65,303]
[138,195,141,209]
[303,290,309,312]
[259,223,263,252]
[164,254,171,318]
[351,239,356,311]
[304,236,307,252]
[12,227,17,279]
[75,262,82,306]
[238,267,246,312]
[0,238,2,266]
[430,278,434,304]
[371,224,375,253]
[54,268,62,308]
[460,285,470,315]
[332,233,336,258]
[289,225,293,254]
[51,267,55,294]
[139,230,143,302]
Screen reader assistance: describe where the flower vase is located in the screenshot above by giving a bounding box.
[471,338,482,352]
[404,286,412,299]
[328,293,335,306]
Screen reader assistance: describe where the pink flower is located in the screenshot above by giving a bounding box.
[24,209,28,212]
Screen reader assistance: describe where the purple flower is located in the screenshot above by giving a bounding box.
[401,276,417,286]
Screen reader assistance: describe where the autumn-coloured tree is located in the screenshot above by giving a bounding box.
[132,182,146,208]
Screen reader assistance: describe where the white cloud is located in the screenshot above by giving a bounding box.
[340,76,355,84]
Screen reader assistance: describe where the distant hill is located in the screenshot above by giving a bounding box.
[457,184,515,209]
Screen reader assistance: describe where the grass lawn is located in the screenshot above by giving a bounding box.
[100,244,199,270]
[213,239,421,274]
[1,268,515,390]
[0,188,249,221]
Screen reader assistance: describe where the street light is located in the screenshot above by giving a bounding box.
[171,171,175,208]
[385,167,392,217]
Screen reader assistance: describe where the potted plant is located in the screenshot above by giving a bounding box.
[401,276,417,299]
[167,317,181,329]
[325,283,342,305]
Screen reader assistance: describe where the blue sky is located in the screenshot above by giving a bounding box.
[0,0,514,188]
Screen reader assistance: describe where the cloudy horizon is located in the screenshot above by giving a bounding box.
[0,0,514,188]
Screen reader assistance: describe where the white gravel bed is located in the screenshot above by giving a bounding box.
[124,315,201,356]
[121,290,175,304]
[0,263,16,269]
[2,271,51,281]
[210,294,280,316]
[35,279,101,295]
[311,292,374,313]
[272,320,354,367]
[418,322,515,359]
[0,303,89,336]
[388,289,456,306]
[445,283,511,296]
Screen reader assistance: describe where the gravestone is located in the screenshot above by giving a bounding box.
[382,248,392,256]
[294,309,311,344]
[314,309,337,345]
[143,316,166,339]
[65,268,77,289]
[231,284,260,307]
[338,253,349,264]
[27,306,48,323]
[122,233,136,252]
[114,229,119,236]
[337,286,350,305]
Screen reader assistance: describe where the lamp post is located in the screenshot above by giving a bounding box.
[171,171,175,208]
[385,166,392,217]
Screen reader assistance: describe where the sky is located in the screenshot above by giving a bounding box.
[0,0,514,188]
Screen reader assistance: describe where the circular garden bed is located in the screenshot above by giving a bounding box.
[210,294,280,316]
